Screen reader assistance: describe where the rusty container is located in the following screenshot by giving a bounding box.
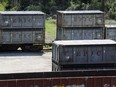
[57,10,104,28]
[52,40,116,66]
[56,27,104,40]
[0,76,116,87]
[105,25,116,41]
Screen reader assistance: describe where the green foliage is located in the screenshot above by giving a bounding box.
[66,0,81,10]
[26,4,42,11]
[0,0,8,11]
[45,17,56,43]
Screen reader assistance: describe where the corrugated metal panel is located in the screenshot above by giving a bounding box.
[57,10,104,27]
[56,27,104,40]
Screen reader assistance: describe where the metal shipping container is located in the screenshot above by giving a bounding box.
[1,29,44,44]
[0,11,45,28]
[52,40,116,65]
[57,10,104,27]
[105,25,116,41]
[56,27,104,40]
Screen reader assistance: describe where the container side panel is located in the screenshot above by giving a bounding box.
[94,78,103,87]
[72,29,83,40]
[34,79,43,87]
[22,16,33,27]
[93,29,103,39]
[63,29,72,40]
[33,15,44,28]
[12,31,22,43]
[88,46,103,63]
[83,15,95,27]
[83,29,93,39]
[103,78,111,87]
[60,78,70,87]
[69,78,86,86]
[12,16,21,27]
[51,78,60,87]
[103,46,116,63]
[63,14,72,27]
[60,46,73,64]
[17,80,26,87]
[7,81,16,87]
[2,16,11,27]
[72,14,83,27]
[0,30,1,43]
[25,80,34,87]
[106,28,116,41]
[43,79,51,87]
[2,31,11,44]
[73,46,88,64]
[86,78,94,87]
[95,14,104,27]
[0,81,8,87]
[33,30,44,43]
[111,78,116,87]
[22,31,33,43]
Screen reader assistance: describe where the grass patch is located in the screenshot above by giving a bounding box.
[105,20,116,25]
[45,17,56,43]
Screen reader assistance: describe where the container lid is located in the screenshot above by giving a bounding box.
[53,40,116,46]
[105,25,116,28]
[0,11,45,15]
[58,10,103,14]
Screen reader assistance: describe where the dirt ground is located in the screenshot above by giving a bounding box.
[0,51,52,74]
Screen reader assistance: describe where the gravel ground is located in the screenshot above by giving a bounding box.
[0,51,52,74]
